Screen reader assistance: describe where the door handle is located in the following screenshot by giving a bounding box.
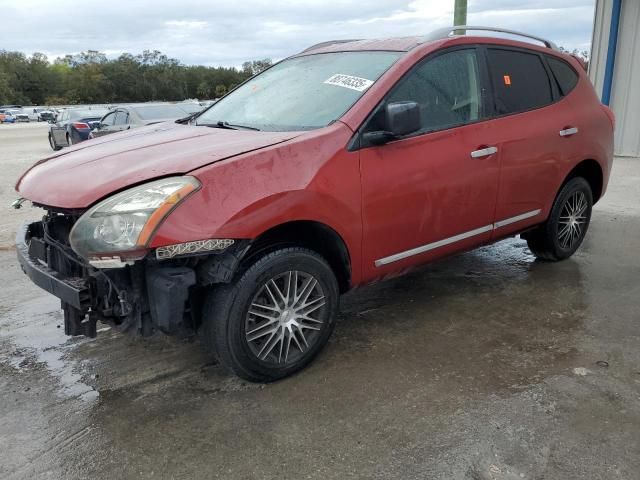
[559,127,578,137]
[470,146,498,158]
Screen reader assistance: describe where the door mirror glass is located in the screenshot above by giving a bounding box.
[363,101,421,145]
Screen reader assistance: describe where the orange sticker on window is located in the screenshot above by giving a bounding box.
[503,75,511,85]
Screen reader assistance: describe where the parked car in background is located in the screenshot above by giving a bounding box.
[29,108,41,122]
[48,107,109,150]
[29,107,54,122]
[89,103,195,139]
[38,109,57,122]
[0,111,16,123]
[15,27,614,382]
[14,110,30,122]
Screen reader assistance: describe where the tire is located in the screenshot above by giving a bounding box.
[523,177,593,261]
[49,134,62,151]
[202,247,339,382]
[66,133,73,146]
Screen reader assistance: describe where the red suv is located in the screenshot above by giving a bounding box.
[15,27,614,381]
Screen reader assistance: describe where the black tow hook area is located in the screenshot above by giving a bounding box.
[146,267,196,334]
[62,302,97,337]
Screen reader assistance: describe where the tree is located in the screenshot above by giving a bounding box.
[558,47,590,70]
[196,82,210,98]
[214,84,227,98]
[0,49,266,105]
[242,59,273,77]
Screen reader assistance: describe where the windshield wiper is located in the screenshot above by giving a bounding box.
[199,121,261,131]
[175,111,199,124]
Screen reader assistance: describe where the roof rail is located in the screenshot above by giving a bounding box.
[302,39,362,53]
[423,25,559,50]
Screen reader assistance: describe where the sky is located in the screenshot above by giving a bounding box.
[0,0,596,67]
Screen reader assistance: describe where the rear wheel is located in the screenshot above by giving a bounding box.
[524,177,593,261]
[202,247,339,382]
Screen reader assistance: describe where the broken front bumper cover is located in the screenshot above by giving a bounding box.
[16,221,90,310]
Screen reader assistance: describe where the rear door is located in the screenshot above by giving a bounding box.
[359,47,501,278]
[483,47,573,236]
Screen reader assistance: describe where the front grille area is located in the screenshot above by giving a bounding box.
[40,210,85,278]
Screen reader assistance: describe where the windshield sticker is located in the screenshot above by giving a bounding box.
[324,74,374,92]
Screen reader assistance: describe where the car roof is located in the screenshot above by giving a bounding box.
[297,26,560,57]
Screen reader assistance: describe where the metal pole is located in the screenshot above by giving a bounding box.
[454,0,468,27]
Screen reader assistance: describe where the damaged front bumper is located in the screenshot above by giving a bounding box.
[16,221,90,310]
[16,219,248,339]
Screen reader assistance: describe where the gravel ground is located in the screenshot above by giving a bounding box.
[1,122,639,479]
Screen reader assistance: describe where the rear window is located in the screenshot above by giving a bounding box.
[132,105,187,120]
[487,49,553,115]
[546,56,579,96]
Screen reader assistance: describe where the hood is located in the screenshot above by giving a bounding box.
[16,122,301,209]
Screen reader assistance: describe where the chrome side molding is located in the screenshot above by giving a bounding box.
[374,209,541,267]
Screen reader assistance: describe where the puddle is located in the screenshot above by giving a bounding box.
[0,295,98,402]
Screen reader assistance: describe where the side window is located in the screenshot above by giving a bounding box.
[487,49,553,115]
[101,112,116,126]
[546,56,579,96]
[364,49,482,135]
[114,110,129,125]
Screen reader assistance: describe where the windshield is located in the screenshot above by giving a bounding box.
[196,51,401,131]
[133,104,193,120]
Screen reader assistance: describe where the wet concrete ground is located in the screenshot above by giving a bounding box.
[1,123,639,479]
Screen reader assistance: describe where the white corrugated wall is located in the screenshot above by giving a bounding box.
[589,0,640,157]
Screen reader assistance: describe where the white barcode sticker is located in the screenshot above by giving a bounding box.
[324,74,374,92]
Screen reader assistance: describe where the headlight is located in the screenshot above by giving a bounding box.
[69,176,200,263]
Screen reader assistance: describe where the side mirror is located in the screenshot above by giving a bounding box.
[363,101,421,145]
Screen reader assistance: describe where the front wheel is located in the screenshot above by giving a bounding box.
[523,177,593,261]
[202,247,339,382]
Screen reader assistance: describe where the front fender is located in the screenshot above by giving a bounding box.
[149,123,363,283]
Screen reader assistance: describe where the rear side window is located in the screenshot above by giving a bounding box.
[487,49,553,115]
[546,56,579,96]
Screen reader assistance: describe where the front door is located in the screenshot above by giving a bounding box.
[113,110,130,132]
[359,48,501,280]
[51,110,68,144]
[93,111,117,138]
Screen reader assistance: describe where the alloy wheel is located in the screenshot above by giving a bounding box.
[557,190,588,249]
[245,270,326,366]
